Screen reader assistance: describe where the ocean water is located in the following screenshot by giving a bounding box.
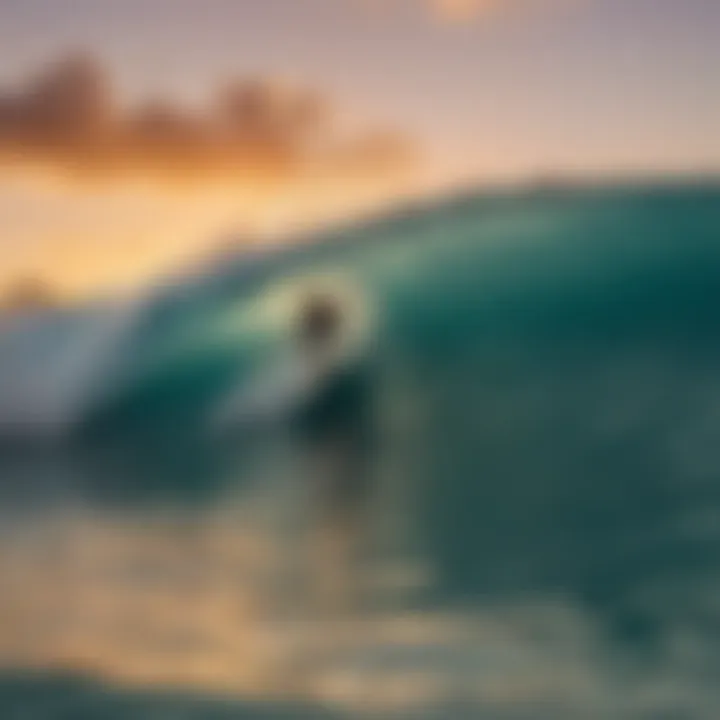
[2,182,720,718]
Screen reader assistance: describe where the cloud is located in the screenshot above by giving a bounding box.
[0,53,419,188]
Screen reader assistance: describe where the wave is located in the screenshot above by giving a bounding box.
[2,182,720,714]
[2,183,720,442]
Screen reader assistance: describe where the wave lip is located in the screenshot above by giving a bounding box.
[0,300,145,440]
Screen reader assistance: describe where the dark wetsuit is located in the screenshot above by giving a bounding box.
[214,348,377,611]
[289,357,376,519]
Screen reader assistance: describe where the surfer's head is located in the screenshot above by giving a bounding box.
[296,292,343,350]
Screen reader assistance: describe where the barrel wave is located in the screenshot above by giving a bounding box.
[2,182,720,717]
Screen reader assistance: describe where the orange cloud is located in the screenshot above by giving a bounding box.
[0,53,418,188]
[0,54,424,303]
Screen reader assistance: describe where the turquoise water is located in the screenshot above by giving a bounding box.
[2,181,720,717]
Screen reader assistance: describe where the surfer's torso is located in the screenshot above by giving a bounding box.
[291,357,373,448]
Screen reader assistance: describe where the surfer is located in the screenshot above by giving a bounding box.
[292,292,376,611]
[214,289,377,613]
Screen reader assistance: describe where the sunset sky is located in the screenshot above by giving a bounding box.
[1,0,718,300]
